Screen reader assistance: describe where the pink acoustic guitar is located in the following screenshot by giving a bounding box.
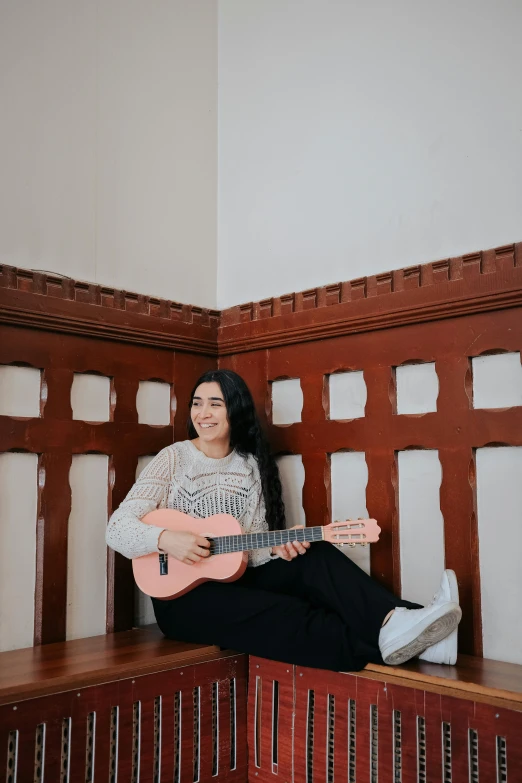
[132,509,381,600]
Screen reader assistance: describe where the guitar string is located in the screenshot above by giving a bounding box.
[208,527,367,555]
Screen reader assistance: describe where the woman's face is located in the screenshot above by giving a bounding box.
[190,381,231,446]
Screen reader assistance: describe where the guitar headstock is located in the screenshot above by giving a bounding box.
[324,518,381,546]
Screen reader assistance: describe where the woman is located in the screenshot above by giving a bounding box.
[106,369,461,671]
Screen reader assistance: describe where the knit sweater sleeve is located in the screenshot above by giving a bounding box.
[105,446,175,559]
[238,459,275,567]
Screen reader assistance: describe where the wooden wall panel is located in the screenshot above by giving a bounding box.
[1,656,247,783]
[2,241,522,656]
[0,285,217,644]
[225,307,522,655]
[249,657,522,783]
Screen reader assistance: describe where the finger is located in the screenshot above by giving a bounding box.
[195,536,211,549]
[292,541,307,555]
[187,553,201,563]
[285,543,298,559]
[196,545,210,557]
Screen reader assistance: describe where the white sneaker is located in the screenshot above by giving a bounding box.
[419,570,459,665]
[379,602,461,666]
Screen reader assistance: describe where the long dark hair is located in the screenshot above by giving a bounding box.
[187,369,285,531]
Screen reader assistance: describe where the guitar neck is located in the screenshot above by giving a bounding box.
[208,526,324,555]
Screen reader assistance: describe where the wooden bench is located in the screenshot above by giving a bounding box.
[249,654,522,783]
[0,627,248,783]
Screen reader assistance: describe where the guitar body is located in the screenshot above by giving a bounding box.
[132,509,247,600]
[132,509,381,600]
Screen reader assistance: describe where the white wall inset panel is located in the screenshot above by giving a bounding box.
[71,373,111,422]
[477,446,522,665]
[67,455,108,640]
[276,454,305,529]
[135,586,156,627]
[398,450,445,605]
[272,379,303,425]
[0,452,38,651]
[136,381,172,426]
[329,371,367,420]
[136,454,156,479]
[396,363,439,415]
[0,365,41,418]
[472,353,522,409]
[330,451,370,574]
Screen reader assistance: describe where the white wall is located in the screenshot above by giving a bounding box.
[217,0,522,308]
[0,0,217,308]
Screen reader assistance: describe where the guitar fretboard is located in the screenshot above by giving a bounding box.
[207,526,324,555]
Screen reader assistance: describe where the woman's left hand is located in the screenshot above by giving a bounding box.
[271,525,310,561]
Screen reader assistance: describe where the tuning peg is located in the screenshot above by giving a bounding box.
[361,542,368,547]
[348,543,356,548]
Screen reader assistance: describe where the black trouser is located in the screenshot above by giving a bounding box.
[152,541,422,672]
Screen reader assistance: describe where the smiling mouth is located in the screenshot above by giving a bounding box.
[199,423,217,429]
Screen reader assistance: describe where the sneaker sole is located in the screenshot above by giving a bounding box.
[383,606,462,666]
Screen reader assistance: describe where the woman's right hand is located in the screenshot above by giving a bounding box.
[158,530,211,565]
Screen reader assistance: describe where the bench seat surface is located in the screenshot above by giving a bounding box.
[362,654,522,710]
[0,626,226,705]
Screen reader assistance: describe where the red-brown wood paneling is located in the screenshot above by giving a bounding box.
[0,268,218,645]
[1,654,247,783]
[249,657,522,783]
[222,301,522,657]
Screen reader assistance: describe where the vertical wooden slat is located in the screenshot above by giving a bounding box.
[436,354,481,655]
[439,446,480,656]
[159,691,175,783]
[11,726,36,783]
[354,678,382,783]
[34,451,72,646]
[312,690,328,783]
[107,450,138,634]
[112,374,140,424]
[180,680,195,783]
[331,693,348,783]
[68,700,88,782]
[93,703,112,783]
[41,367,73,420]
[392,684,418,783]
[115,687,134,783]
[423,691,443,782]
[375,683,393,783]
[365,448,398,593]
[301,452,330,528]
[41,717,62,782]
[441,696,475,783]
[199,682,214,782]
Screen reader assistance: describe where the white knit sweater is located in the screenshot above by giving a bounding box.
[106,440,273,567]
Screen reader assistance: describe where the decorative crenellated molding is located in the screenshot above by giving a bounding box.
[1,241,522,355]
[0,265,220,355]
[217,242,522,354]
